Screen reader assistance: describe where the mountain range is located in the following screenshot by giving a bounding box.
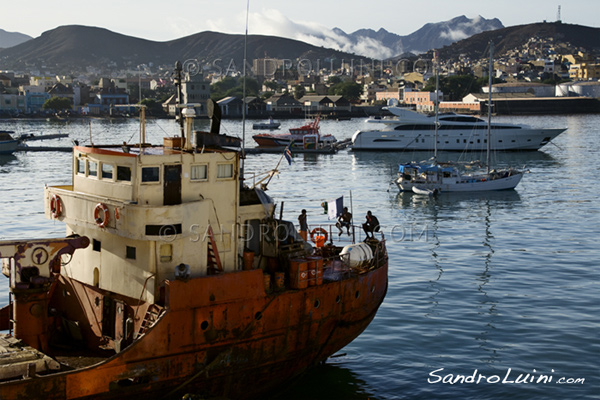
[0,28,32,49]
[0,19,598,76]
[331,15,503,58]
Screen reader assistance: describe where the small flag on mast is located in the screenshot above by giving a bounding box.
[284,144,292,165]
[327,196,343,220]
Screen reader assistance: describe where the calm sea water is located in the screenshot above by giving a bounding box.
[0,114,598,399]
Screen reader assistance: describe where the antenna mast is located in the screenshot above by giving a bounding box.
[241,0,250,185]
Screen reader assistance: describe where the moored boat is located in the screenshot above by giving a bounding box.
[0,73,388,399]
[252,117,280,130]
[253,115,337,148]
[352,102,566,151]
[0,131,19,155]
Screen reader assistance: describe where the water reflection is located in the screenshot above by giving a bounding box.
[475,199,501,365]
[0,154,18,168]
[269,360,379,400]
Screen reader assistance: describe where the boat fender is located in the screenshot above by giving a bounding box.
[94,203,109,228]
[50,194,62,218]
[310,227,328,243]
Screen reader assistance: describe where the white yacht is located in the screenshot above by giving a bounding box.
[351,105,566,151]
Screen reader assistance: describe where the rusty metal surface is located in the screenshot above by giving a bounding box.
[0,237,387,400]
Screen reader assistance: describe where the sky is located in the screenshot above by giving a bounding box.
[2,0,598,43]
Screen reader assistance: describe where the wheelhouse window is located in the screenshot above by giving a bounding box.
[217,163,233,179]
[141,166,160,183]
[101,163,114,179]
[117,166,131,182]
[77,158,86,175]
[88,161,98,177]
[191,164,208,181]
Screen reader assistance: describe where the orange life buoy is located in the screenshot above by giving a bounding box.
[310,227,328,243]
[50,194,62,218]
[94,203,109,228]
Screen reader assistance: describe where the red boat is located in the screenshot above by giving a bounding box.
[0,75,388,399]
[252,115,337,148]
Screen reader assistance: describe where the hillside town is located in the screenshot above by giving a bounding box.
[1,34,599,118]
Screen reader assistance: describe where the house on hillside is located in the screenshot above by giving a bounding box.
[300,95,351,113]
[265,94,302,114]
[218,96,244,117]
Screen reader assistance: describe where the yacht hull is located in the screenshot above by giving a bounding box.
[352,127,565,151]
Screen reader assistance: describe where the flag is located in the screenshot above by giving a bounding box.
[327,196,343,220]
[284,145,292,165]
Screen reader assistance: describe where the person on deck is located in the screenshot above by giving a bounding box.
[298,209,308,241]
[362,211,380,239]
[336,207,352,236]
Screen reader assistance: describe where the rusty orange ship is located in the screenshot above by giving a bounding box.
[0,93,388,399]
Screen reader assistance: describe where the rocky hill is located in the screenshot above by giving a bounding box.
[334,15,503,57]
[0,25,369,74]
[437,22,600,61]
[0,28,32,49]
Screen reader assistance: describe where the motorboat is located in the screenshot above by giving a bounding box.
[352,103,566,151]
[252,117,280,130]
[0,131,19,154]
[253,115,337,148]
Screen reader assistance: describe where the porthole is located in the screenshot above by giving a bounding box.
[314,299,321,309]
[200,321,209,330]
[355,291,360,299]
[336,295,341,304]
[254,311,263,320]
[371,286,375,293]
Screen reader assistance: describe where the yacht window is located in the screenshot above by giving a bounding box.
[93,239,101,252]
[217,163,233,179]
[77,158,86,175]
[191,164,208,181]
[142,166,160,183]
[117,166,131,182]
[88,161,98,177]
[101,163,114,179]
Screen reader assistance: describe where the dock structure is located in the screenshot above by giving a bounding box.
[15,146,72,152]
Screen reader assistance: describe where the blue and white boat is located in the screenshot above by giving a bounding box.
[0,131,19,154]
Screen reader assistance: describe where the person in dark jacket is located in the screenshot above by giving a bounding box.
[362,210,380,239]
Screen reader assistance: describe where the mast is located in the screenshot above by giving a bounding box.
[487,42,493,174]
[240,0,250,185]
[434,54,439,162]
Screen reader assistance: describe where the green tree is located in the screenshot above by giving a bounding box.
[293,84,306,99]
[210,77,259,101]
[328,81,363,103]
[42,97,72,112]
[423,74,486,101]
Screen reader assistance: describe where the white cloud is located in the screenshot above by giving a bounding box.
[207,8,395,59]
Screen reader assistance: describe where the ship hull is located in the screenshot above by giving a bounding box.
[351,127,565,151]
[0,264,387,400]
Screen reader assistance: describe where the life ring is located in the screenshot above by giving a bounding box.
[94,203,109,228]
[310,227,328,243]
[50,194,62,218]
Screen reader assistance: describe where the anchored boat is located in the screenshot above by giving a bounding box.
[0,83,387,399]
[252,115,337,148]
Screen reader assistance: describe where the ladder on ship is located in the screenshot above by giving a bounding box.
[207,225,223,275]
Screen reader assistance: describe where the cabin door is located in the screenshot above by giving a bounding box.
[163,164,182,206]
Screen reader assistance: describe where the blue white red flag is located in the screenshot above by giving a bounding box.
[284,145,292,165]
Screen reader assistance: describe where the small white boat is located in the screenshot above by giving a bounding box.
[252,118,280,130]
[0,131,19,155]
[412,186,440,196]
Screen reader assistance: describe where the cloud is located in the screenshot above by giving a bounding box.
[208,8,395,59]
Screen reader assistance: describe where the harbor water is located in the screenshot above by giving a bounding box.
[0,114,598,399]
